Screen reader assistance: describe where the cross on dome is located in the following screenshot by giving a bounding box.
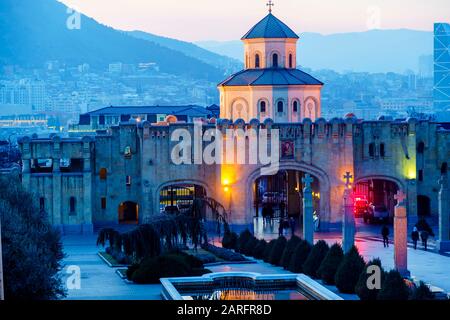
[267,0,274,13]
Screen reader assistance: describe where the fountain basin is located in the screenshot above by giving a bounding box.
[161,272,343,300]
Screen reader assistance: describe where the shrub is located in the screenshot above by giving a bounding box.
[355,258,384,300]
[202,244,247,262]
[377,270,410,300]
[288,240,312,273]
[222,231,238,250]
[252,240,267,260]
[334,246,366,294]
[268,236,287,266]
[130,254,191,284]
[302,240,330,278]
[243,236,259,257]
[317,243,344,285]
[411,281,434,300]
[129,253,210,284]
[263,240,277,263]
[280,236,302,269]
[237,229,253,253]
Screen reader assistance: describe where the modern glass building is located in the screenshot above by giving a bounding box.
[434,23,450,120]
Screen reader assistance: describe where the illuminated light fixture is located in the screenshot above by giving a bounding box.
[224,186,230,193]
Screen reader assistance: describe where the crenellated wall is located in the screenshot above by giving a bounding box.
[18,117,449,234]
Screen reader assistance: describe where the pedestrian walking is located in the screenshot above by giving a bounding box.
[411,227,419,250]
[381,225,390,248]
[421,230,429,251]
[279,202,286,219]
[289,216,296,236]
[278,219,284,237]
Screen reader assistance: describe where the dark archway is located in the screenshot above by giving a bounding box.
[354,178,400,224]
[253,169,320,238]
[159,184,207,214]
[417,195,431,216]
[118,201,139,224]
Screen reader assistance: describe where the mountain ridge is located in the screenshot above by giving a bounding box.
[0,0,231,81]
[196,29,433,73]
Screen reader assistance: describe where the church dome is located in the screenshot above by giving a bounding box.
[241,13,299,40]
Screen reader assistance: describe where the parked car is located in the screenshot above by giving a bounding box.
[354,198,369,218]
[164,205,181,215]
[364,204,389,223]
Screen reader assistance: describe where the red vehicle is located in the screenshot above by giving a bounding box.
[354,195,369,218]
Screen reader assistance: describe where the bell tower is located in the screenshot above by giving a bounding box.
[218,4,323,123]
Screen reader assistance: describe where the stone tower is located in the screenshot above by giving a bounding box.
[218,11,323,123]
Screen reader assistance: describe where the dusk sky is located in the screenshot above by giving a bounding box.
[59,0,450,41]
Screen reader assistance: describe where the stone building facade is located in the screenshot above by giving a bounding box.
[17,13,450,236]
[18,117,449,234]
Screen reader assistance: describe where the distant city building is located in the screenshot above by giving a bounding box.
[434,23,450,120]
[0,114,48,128]
[68,105,215,134]
[418,55,433,78]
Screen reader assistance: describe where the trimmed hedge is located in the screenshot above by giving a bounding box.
[243,237,259,256]
[252,240,267,260]
[334,246,366,294]
[202,244,247,262]
[411,281,434,300]
[317,243,344,285]
[280,236,302,269]
[263,240,277,263]
[268,236,287,266]
[355,258,384,300]
[237,229,253,253]
[128,253,211,284]
[302,240,330,279]
[288,240,312,273]
[377,270,410,300]
[222,230,238,250]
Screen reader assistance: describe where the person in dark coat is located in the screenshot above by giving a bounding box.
[279,202,286,219]
[278,219,284,237]
[411,227,420,250]
[262,205,269,226]
[381,225,390,248]
[289,216,296,236]
[421,230,429,251]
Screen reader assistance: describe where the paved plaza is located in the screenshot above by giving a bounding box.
[61,217,450,300]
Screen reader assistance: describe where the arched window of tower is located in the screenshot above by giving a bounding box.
[255,54,260,68]
[293,100,299,113]
[306,102,314,119]
[277,100,284,113]
[260,100,266,113]
[272,53,279,68]
[289,54,293,68]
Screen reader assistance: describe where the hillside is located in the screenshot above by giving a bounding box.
[0,0,225,81]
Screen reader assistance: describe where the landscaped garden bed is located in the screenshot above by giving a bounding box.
[223,228,442,301]
[98,251,130,268]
